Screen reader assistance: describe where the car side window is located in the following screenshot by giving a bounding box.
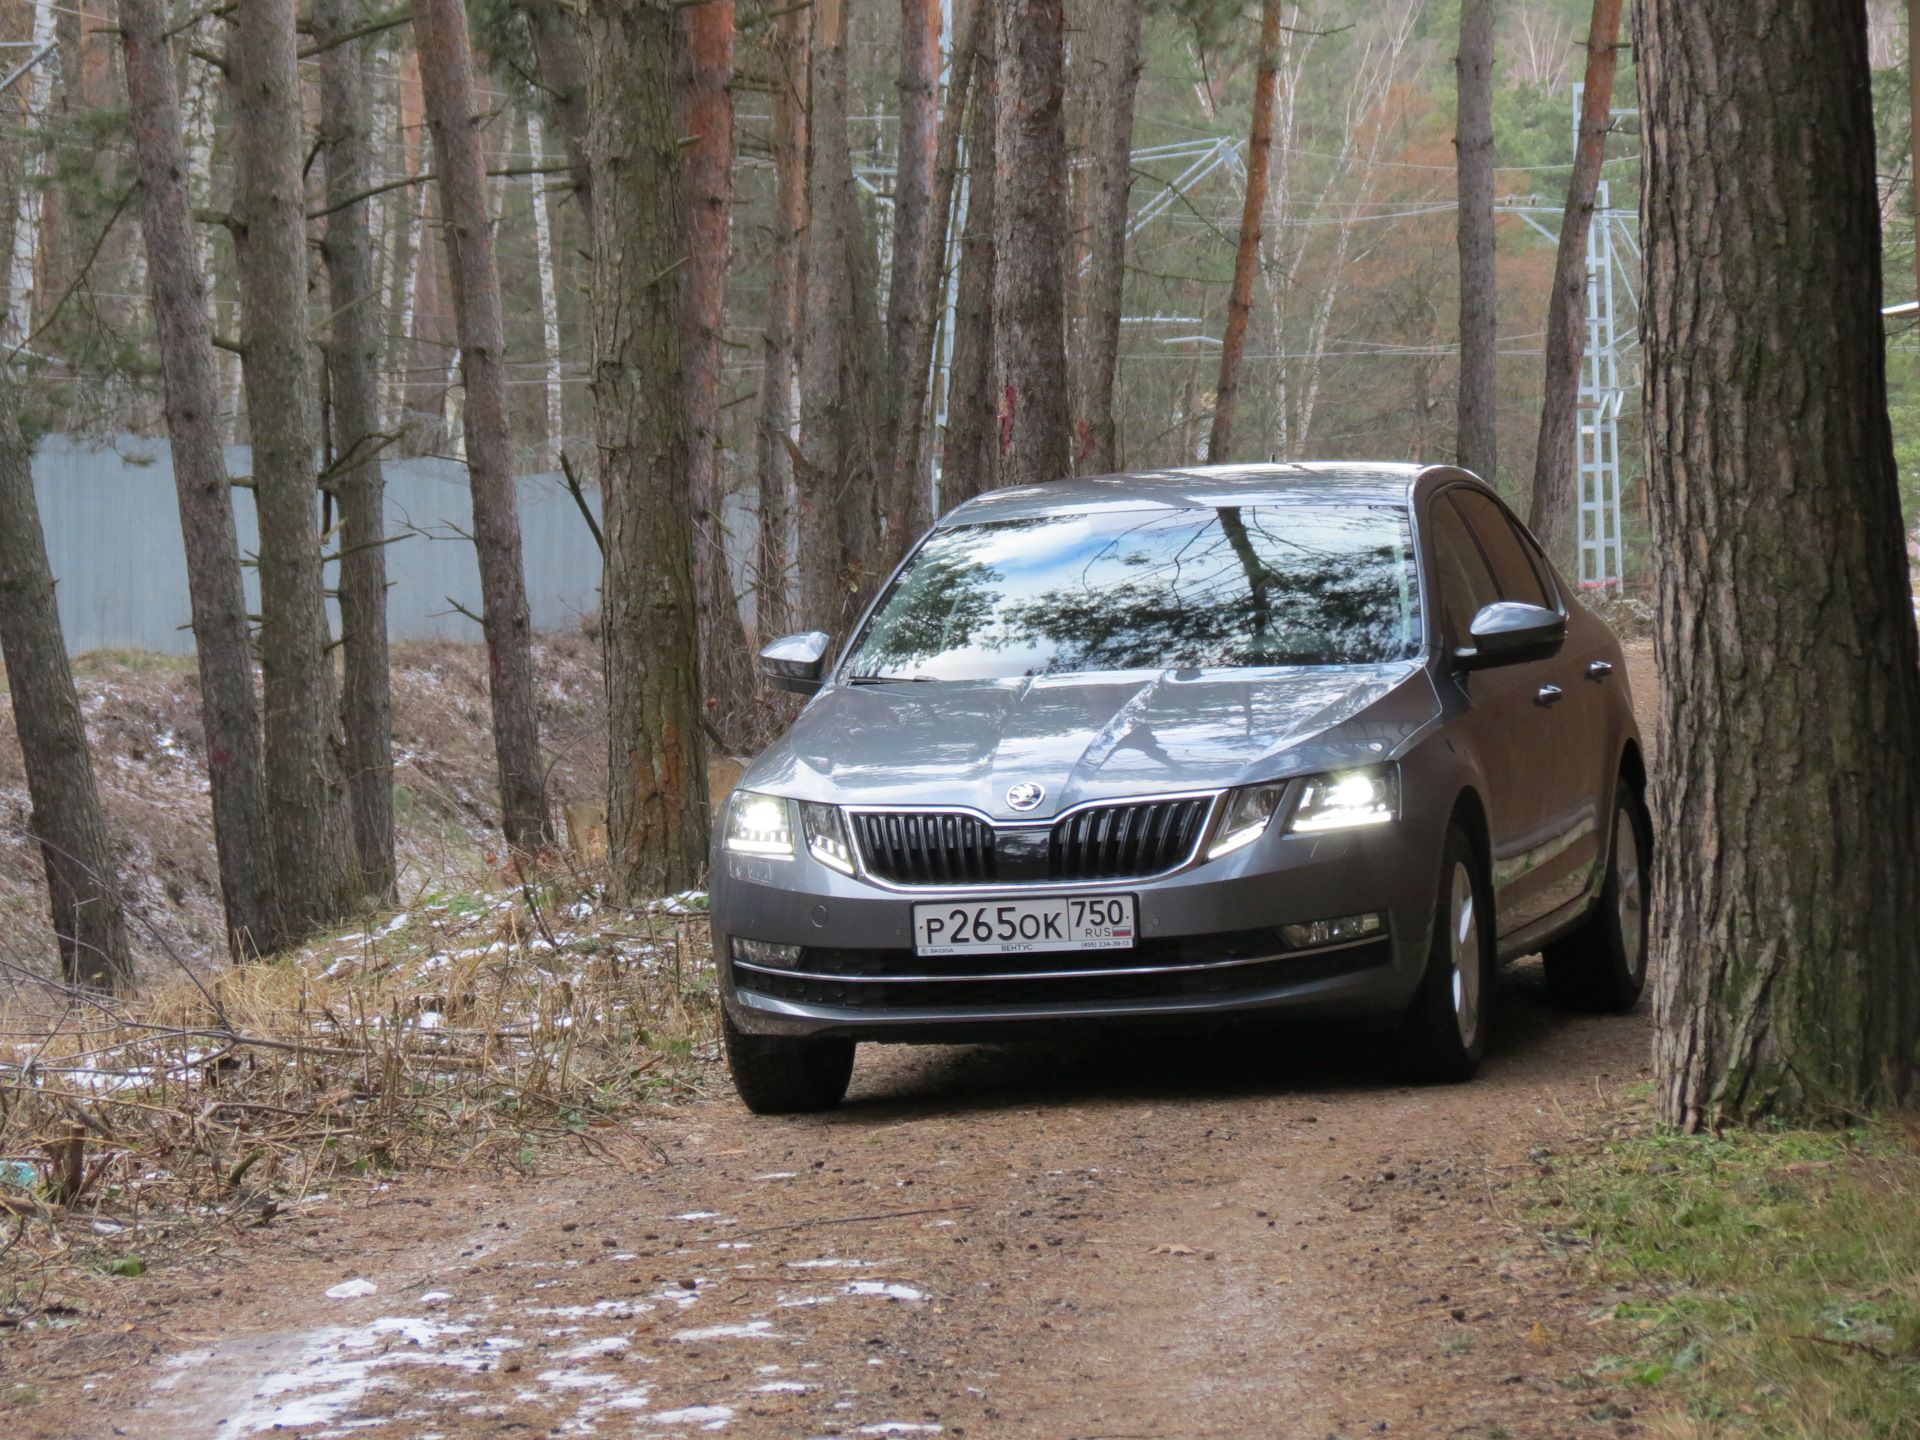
[1425,494,1502,645]
[1449,489,1553,609]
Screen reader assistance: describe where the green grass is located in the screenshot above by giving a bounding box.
[1531,1114,1920,1439]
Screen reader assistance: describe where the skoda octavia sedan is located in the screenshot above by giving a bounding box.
[712,463,1649,1113]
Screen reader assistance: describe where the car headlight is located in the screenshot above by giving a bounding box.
[1208,783,1289,859]
[723,791,794,857]
[801,802,855,874]
[1287,766,1399,833]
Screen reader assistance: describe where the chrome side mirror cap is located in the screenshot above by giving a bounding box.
[761,631,832,695]
[1454,602,1566,671]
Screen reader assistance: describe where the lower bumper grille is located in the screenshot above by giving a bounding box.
[730,931,1392,1012]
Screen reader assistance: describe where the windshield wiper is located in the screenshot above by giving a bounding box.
[846,673,935,685]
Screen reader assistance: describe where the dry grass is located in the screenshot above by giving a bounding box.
[0,864,722,1311]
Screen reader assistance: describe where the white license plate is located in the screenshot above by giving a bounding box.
[912,895,1136,956]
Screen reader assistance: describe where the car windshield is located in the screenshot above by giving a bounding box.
[844,504,1421,682]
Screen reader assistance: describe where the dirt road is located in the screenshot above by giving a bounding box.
[12,642,1663,1439]
[14,973,1651,1440]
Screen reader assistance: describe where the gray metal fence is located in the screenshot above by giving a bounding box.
[32,435,605,656]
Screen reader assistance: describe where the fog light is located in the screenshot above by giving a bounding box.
[1281,911,1386,950]
[731,937,803,969]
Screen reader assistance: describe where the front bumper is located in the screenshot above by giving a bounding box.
[711,802,1447,1042]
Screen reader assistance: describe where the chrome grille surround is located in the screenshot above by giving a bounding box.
[847,791,1224,890]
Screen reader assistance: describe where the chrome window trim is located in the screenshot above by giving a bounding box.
[843,789,1228,894]
[730,930,1387,986]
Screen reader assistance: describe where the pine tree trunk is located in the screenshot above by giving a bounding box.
[586,0,709,899]
[523,0,595,240]
[878,0,942,557]
[991,0,1070,489]
[754,0,809,650]
[1454,0,1497,485]
[895,0,989,534]
[119,0,275,958]
[795,0,884,634]
[1207,0,1281,466]
[316,0,395,899]
[0,384,131,991]
[1641,0,1920,1126]
[680,0,752,745]
[1075,0,1142,477]
[415,0,554,858]
[228,0,356,946]
[942,16,998,511]
[1529,0,1621,564]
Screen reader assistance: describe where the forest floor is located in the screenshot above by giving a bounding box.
[0,640,1700,1440]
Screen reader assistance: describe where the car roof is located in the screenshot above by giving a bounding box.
[936,462,1430,526]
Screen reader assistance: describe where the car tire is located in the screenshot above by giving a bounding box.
[1394,823,1492,1084]
[723,1011,856,1115]
[1542,783,1651,1014]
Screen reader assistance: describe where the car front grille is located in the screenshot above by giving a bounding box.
[850,796,1214,887]
[1048,797,1212,880]
[730,930,1392,1012]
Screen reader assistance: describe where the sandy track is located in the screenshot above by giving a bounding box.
[11,643,1663,1440]
[11,974,1651,1440]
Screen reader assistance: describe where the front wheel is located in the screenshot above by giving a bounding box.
[1542,783,1651,1014]
[1393,823,1492,1083]
[723,1011,855,1114]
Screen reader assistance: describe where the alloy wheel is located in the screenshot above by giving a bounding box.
[1448,860,1482,1047]
[1615,806,1646,983]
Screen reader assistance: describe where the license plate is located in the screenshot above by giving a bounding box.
[912,895,1136,956]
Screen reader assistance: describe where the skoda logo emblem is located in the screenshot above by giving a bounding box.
[1006,782,1046,812]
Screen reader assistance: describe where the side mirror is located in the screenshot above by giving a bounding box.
[761,631,832,695]
[1454,602,1566,671]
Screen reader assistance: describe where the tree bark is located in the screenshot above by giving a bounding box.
[0,383,131,991]
[795,0,884,634]
[942,14,998,511]
[1075,0,1142,477]
[119,0,275,959]
[1528,0,1622,563]
[1911,0,1920,303]
[1640,0,1920,1126]
[586,0,709,899]
[896,0,990,531]
[1207,0,1282,466]
[680,0,753,745]
[1454,0,1497,485]
[415,0,554,859]
[754,0,809,649]
[991,0,1071,489]
[316,0,395,900]
[879,0,942,558]
[228,0,357,947]
[520,0,595,239]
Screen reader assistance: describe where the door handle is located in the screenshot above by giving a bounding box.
[1586,660,1614,681]
[1535,685,1564,707]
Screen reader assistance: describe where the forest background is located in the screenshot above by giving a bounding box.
[8,0,1915,615]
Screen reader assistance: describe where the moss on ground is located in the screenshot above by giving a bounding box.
[1530,1107,1920,1439]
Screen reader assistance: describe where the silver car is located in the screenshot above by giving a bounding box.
[711,463,1649,1113]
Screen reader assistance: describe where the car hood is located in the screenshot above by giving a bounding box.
[741,662,1440,818]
